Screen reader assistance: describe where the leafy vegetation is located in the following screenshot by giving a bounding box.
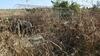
[51,0,80,17]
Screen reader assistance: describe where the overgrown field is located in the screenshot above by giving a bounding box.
[0,9,100,56]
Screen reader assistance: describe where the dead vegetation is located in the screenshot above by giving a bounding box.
[0,8,100,56]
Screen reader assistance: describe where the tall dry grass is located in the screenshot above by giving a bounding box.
[0,8,99,56]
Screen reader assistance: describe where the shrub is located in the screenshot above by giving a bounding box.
[51,0,80,18]
[9,19,33,36]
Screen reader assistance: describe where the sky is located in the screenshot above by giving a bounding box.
[0,0,99,9]
[0,0,52,9]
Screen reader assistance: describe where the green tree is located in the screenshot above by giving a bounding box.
[51,0,80,17]
[69,2,80,13]
[51,0,69,8]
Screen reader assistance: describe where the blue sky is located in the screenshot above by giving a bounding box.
[0,0,99,9]
[0,0,52,9]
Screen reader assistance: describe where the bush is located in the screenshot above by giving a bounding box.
[51,0,80,18]
[9,18,33,36]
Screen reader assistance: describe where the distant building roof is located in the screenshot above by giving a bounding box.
[15,4,52,9]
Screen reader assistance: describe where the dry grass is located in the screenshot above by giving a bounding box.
[0,8,100,56]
